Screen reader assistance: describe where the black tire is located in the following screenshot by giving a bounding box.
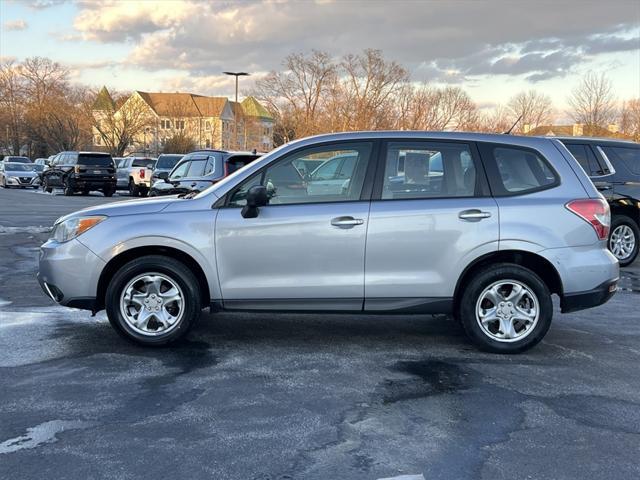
[128,179,139,197]
[609,216,639,267]
[457,263,553,354]
[81,189,90,196]
[43,178,53,193]
[139,187,148,197]
[103,188,114,197]
[105,255,202,346]
[63,178,74,196]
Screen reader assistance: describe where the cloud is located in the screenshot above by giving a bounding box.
[4,19,28,31]
[67,0,639,86]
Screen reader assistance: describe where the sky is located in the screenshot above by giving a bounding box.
[1,0,639,119]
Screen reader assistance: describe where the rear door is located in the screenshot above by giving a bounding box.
[364,140,498,311]
[46,153,68,187]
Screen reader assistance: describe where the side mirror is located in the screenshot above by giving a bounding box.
[241,185,268,219]
[157,171,169,180]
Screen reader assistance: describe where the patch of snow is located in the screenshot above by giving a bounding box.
[0,299,12,307]
[0,420,95,454]
[378,476,425,480]
[0,226,51,235]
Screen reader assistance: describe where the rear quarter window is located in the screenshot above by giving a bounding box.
[479,144,559,196]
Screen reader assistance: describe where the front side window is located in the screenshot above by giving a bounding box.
[601,146,640,175]
[228,142,372,207]
[381,142,477,199]
[481,144,558,195]
[187,159,207,177]
[170,161,190,179]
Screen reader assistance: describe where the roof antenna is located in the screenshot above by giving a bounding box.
[503,114,523,135]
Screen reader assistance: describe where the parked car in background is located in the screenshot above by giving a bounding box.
[149,150,260,196]
[557,137,640,266]
[1,155,31,164]
[115,156,157,196]
[0,162,39,188]
[41,151,116,197]
[150,153,184,185]
[38,132,618,353]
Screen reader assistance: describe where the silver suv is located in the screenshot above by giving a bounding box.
[38,132,619,353]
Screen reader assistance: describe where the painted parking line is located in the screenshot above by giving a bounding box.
[378,475,425,480]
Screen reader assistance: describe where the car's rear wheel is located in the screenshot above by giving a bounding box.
[129,179,139,197]
[43,178,52,193]
[103,188,114,197]
[609,216,639,267]
[63,179,74,196]
[105,255,202,346]
[457,263,552,353]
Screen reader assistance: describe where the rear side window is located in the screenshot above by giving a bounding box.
[564,144,603,176]
[480,144,558,196]
[381,142,478,199]
[226,155,259,175]
[79,154,113,166]
[132,158,155,168]
[601,146,640,175]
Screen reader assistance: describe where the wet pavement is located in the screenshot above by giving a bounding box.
[1,187,639,479]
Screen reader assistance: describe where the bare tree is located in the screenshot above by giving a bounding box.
[252,50,337,141]
[0,60,26,155]
[507,90,554,133]
[477,105,514,133]
[567,72,617,128]
[620,98,640,141]
[339,49,409,130]
[163,132,196,154]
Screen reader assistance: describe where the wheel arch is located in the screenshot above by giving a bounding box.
[453,250,563,310]
[96,245,211,312]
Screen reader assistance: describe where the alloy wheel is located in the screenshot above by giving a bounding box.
[609,225,636,261]
[475,280,539,343]
[120,273,185,336]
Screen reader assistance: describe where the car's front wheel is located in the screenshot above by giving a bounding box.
[63,178,74,196]
[609,216,639,267]
[105,255,202,346]
[457,263,552,354]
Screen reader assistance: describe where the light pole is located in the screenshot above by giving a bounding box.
[223,71,250,149]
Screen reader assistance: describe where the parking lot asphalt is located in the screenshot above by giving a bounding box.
[1,186,639,480]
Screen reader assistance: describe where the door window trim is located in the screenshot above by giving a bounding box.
[220,139,381,208]
[371,139,491,201]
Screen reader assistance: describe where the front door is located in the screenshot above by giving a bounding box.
[215,141,375,310]
[364,140,499,311]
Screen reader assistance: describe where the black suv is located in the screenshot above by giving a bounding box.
[557,137,640,266]
[42,151,117,197]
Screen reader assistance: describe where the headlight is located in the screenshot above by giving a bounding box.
[7,176,19,184]
[51,216,106,243]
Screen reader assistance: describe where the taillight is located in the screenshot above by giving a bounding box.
[74,165,80,174]
[565,199,610,240]
[139,169,145,179]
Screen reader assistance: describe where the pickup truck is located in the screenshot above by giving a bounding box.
[115,157,157,197]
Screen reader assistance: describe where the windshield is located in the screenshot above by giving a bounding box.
[78,154,113,166]
[156,155,183,169]
[4,163,35,172]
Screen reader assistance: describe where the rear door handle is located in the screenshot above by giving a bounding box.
[331,216,365,228]
[458,209,492,221]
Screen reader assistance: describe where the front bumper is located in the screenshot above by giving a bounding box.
[561,278,619,313]
[37,237,106,310]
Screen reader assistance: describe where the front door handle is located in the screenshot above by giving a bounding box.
[331,216,365,228]
[458,209,492,221]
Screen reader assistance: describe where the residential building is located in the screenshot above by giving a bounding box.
[525,123,630,139]
[92,87,274,155]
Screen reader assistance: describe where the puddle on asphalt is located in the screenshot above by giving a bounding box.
[382,360,469,404]
[0,420,95,454]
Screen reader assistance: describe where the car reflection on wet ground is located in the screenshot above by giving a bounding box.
[1,187,639,480]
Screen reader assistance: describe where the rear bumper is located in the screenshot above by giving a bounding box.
[561,278,618,313]
[69,176,116,189]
